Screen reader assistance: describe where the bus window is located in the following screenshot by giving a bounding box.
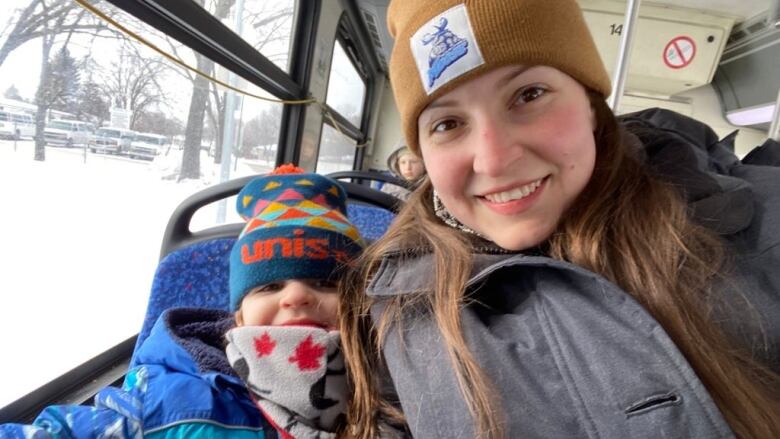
[0,0,298,409]
[199,0,296,73]
[326,40,366,127]
[317,122,357,173]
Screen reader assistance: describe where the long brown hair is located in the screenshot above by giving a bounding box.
[340,91,780,438]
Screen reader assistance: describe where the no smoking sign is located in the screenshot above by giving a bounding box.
[663,36,696,69]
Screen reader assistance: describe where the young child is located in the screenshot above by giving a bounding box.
[0,165,364,439]
[381,145,426,201]
[224,164,364,438]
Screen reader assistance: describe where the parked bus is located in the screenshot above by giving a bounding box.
[43,119,95,147]
[127,132,168,160]
[0,109,34,139]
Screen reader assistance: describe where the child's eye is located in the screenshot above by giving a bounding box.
[253,283,283,294]
[310,279,338,290]
[513,85,547,106]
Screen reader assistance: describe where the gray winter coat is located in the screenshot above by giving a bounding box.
[366,109,779,438]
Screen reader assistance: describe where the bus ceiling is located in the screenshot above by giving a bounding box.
[355,0,779,133]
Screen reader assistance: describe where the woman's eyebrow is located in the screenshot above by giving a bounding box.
[425,99,458,111]
[497,66,531,88]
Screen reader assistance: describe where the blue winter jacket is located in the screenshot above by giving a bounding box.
[0,308,276,439]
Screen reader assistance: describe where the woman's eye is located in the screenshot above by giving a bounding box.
[431,119,459,133]
[514,86,547,105]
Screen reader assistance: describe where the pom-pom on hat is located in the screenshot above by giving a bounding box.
[229,165,365,311]
[387,0,612,154]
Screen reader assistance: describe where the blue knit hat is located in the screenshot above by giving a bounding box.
[229,165,365,311]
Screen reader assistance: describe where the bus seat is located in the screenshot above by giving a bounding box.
[131,173,404,364]
[366,168,396,190]
[131,238,234,365]
[346,203,396,241]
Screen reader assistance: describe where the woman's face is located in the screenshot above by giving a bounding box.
[417,65,596,250]
[397,152,425,180]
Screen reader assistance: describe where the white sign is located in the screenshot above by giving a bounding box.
[110,107,132,129]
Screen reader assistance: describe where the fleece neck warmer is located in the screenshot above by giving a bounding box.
[225,326,348,438]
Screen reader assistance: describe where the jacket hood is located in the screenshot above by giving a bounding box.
[134,307,237,377]
[620,108,754,235]
[386,145,417,177]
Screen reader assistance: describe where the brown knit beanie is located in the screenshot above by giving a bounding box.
[388,0,612,153]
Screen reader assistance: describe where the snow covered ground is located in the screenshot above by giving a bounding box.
[0,139,276,407]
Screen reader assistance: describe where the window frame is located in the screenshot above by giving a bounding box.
[318,11,377,170]
[106,0,305,101]
[0,0,320,420]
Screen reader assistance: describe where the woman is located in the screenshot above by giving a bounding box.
[381,145,426,200]
[341,0,780,438]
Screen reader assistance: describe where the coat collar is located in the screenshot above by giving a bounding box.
[366,248,556,298]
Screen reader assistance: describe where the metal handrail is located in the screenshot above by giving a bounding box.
[607,0,642,112]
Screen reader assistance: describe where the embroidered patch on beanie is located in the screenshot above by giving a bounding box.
[411,3,484,95]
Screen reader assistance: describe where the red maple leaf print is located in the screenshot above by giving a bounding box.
[254,332,276,357]
[288,335,326,371]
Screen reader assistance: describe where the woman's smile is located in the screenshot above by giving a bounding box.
[478,176,548,215]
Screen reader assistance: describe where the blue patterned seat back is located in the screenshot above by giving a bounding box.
[346,203,396,241]
[131,238,234,365]
[131,203,396,365]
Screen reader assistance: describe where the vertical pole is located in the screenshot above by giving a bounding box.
[217,0,246,224]
[607,0,642,112]
[769,89,780,141]
[234,95,245,172]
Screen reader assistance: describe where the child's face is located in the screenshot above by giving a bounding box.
[235,279,339,330]
[398,152,425,180]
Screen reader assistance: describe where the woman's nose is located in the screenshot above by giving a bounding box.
[472,118,523,176]
[279,281,314,308]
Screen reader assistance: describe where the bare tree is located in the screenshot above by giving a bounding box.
[97,42,169,130]
[134,110,184,137]
[240,106,281,158]
[0,0,115,69]
[206,1,293,163]
[32,1,71,161]
[180,53,216,180]
[242,5,294,67]
[178,0,235,180]
[206,82,226,164]
[177,0,293,178]
[0,0,122,161]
